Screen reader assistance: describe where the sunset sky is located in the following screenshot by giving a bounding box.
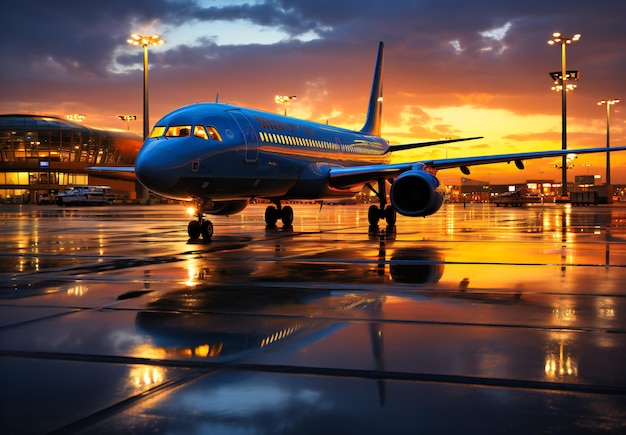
[1,0,625,184]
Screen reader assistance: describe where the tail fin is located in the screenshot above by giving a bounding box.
[360,41,384,137]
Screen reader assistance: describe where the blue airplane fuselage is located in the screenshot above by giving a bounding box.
[135,103,390,202]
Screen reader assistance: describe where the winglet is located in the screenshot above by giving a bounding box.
[360,41,384,137]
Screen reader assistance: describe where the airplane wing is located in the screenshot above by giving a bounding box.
[329,145,626,189]
[85,166,135,172]
[387,136,483,152]
[84,166,136,182]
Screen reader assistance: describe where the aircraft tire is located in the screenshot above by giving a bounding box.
[265,206,278,226]
[201,220,213,240]
[368,205,380,226]
[281,206,294,226]
[188,220,201,239]
[385,205,397,225]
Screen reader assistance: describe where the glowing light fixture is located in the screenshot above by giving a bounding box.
[66,114,85,122]
[118,114,137,130]
[275,95,297,116]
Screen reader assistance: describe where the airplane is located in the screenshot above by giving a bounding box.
[89,41,626,241]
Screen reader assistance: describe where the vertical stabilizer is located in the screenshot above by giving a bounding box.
[360,41,384,137]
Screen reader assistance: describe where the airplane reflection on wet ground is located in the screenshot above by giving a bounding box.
[1,203,625,434]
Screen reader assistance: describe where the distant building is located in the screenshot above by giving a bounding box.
[450,175,626,204]
[0,114,142,204]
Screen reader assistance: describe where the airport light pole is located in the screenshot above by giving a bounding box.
[275,95,296,116]
[548,32,581,198]
[597,99,619,186]
[118,114,137,131]
[127,34,165,140]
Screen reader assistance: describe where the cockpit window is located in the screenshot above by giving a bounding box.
[151,124,222,141]
[165,125,192,137]
[206,126,222,141]
[149,126,166,138]
[194,125,209,140]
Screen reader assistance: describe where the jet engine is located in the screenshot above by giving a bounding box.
[203,200,248,216]
[390,170,444,217]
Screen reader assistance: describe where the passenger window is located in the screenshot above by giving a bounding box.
[194,125,209,140]
[205,126,222,141]
[165,125,192,137]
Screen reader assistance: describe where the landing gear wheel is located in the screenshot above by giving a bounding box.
[265,205,278,226]
[201,220,213,240]
[188,220,201,239]
[368,205,381,226]
[281,206,294,226]
[384,205,396,226]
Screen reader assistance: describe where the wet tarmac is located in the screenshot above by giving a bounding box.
[1,202,625,434]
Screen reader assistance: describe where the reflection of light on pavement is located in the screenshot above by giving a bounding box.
[445,206,455,235]
[545,342,578,377]
[552,298,577,325]
[129,366,164,390]
[544,332,578,378]
[132,342,223,360]
[595,297,616,320]
[184,257,201,287]
[261,325,302,348]
[594,297,617,348]
[98,233,104,258]
[67,285,88,296]
[552,306,576,323]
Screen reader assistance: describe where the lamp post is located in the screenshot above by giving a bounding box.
[118,115,137,131]
[127,34,165,140]
[597,99,619,186]
[275,95,297,116]
[548,32,581,198]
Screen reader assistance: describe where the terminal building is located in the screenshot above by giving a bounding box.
[0,114,143,204]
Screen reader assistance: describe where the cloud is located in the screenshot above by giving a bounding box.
[1,1,626,181]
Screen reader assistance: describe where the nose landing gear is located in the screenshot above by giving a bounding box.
[188,218,213,240]
[187,200,213,241]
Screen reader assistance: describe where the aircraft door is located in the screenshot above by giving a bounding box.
[228,110,259,163]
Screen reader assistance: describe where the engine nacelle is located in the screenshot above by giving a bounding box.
[390,170,444,217]
[204,200,248,216]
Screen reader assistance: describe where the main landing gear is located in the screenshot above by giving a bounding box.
[366,179,396,227]
[187,200,213,241]
[264,202,294,227]
[368,204,396,227]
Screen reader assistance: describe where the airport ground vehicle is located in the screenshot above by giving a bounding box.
[55,186,114,206]
[493,190,542,207]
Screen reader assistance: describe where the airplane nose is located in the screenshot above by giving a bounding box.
[135,144,181,193]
